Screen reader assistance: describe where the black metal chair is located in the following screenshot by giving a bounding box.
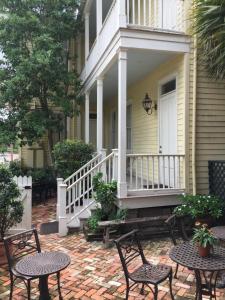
[3,228,62,300]
[165,214,193,278]
[114,229,174,300]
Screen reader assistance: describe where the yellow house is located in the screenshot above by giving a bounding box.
[24,0,224,235]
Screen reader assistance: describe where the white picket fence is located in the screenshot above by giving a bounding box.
[8,176,32,234]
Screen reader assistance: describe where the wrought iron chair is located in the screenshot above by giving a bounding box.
[3,228,62,300]
[165,214,193,278]
[114,229,174,300]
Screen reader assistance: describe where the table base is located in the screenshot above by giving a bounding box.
[215,271,225,289]
[195,270,219,300]
[39,276,50,300]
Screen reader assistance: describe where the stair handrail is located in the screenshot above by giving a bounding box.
[64,153,102,184]
[67,152,114,191]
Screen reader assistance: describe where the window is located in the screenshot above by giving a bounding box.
[161,79,176,95]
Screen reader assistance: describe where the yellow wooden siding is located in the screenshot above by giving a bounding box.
[195,61,225,194]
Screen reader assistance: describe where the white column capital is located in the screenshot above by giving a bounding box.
[117,48,128,60]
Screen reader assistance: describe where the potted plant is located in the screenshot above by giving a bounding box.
[192,224,217,257]
[0,166,23,264]
[174,194,224,225]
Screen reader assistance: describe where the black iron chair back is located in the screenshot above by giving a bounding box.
[114,229,147,278]
[3,228,41,271]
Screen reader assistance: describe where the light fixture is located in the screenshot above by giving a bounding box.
[142,93,157,115]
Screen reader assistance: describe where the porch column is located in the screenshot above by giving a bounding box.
[85,13,90,60]
[85,92,90,143]
[97,77,103,153]
[96,0,102,36]
[117,49,127,198]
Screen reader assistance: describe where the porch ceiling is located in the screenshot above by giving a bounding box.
[90,49,176,104]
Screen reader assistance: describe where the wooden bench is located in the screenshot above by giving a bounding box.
[98,215,170,248]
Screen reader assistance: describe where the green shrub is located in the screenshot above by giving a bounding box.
[87,173,127,232]
[174,194,224,219]
[0,166,23,240]
[9,160,24,177]
[53,139,94,179]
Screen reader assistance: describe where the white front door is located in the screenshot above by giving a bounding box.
[159,79,177,187]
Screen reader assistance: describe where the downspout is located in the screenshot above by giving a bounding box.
[192,35,197,195]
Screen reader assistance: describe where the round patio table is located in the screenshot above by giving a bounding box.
[15,251,70,300]
[211,226,225,288]
[170,242,225,300]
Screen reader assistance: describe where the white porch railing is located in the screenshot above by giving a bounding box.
[9,176,32,234]
[58,151,116,236]
[126,0,185,32]
[127,154,185,191]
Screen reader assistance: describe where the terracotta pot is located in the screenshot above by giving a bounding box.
[198,245,211,257]
[196,216,213,227]
[0,240,8,265]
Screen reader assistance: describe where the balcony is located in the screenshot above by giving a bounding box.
[81,0,186,84]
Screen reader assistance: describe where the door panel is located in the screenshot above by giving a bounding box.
[159,91,177,187]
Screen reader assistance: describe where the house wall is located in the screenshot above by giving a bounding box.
[103,54,185,157]
[195,61,225,194]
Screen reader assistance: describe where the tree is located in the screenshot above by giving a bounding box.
[193,0,225,80]
[0,0,83,164]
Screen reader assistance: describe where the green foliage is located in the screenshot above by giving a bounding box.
[0,0,83,155]
[174,194,224,219]
[193,0,225,80]
[87,173,127,232]
[53,139,94,178]
[0,165,23,240]
[193,224,217,247]
[9,160,56,186]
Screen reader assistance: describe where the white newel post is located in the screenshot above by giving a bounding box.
[85,92,90,143]
[96,0,102,36]
[85,13,90,60]
[118,0,127,27]
[100,148,107,180]
[58,183,68,237]
[112,149,118,181]
[117,50,127,198]
[57,178,63,220]
[97,78,103,153]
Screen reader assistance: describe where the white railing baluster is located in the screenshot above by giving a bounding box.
[173,155,176,188]
[136,158,138,189]
[168,156,171,188]
[127,0,130,24]
[132,0,135,24]
[143,0,146,26]
[163,156,165,188]
[130,157,133,189]
[138,0,141,25]
[152,156,155,189]
[146,156,149,189]
[149,0,152,27]
[141,156,143,188]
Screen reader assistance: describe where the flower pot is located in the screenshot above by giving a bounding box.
[196,216,213,227]
[0,241,8,265]
[198,245,211,257]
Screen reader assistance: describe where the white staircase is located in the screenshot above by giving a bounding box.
[57,150,117,236]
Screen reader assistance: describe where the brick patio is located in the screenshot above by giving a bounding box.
[1,198,225,300]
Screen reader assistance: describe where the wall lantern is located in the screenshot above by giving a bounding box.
[142,93,157,115]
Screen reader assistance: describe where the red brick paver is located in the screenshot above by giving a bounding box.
[1,198,225,299]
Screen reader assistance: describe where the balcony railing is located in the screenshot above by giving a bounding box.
[126,0,185,32]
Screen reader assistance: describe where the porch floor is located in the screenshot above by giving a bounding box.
[1,198,225,299]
